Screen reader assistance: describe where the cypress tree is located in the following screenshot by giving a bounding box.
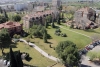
[0,7,3,13]
[51,18,55,28]
[9,47,18,67]
[43,31,47,43]
[57,17,60,25]
[16,50,23,67]
[3,10,8,21]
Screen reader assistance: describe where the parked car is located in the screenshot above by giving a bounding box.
[88,45,94,50]
[81,48,88,54]
[92,43,97,47]
[7,61,10,67]
[85,45,91,50]
[3,60,7,65]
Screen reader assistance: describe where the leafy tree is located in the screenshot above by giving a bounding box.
[13,34,18,39]
[0,29,11,55]
[97,53,100,61]
[0,15,7,23]
[9,47,18,67]
[12,14,21,22]
[56,41,80,67]
[87,51,96,61]
[58,5,63,11]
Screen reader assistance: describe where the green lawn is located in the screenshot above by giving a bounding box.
[60,23,100,38]
[28,24,91,60]
[0,42,64,67]
[47,26,91,49]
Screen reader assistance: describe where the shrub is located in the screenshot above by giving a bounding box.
[61,33,67,37]
[13,34,18,39]
[17,35,21,39]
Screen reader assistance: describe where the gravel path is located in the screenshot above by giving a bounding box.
[19,39,60,62]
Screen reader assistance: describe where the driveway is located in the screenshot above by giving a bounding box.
[81,45,100,67]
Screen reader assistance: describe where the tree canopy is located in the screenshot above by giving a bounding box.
[12,14,21,22]
[0,28,11,54]
[56,41,80,67]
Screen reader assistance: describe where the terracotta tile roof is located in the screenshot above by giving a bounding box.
[0,21,21,29]
[23,10,57,20]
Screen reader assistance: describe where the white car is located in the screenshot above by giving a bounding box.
[3,60,7,65]
[7,61,10,67]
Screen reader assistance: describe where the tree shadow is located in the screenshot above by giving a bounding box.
[3,41,17,49]
[24,63,38,67]
[92,60,100,66]
[81,64,91,67]
[26,57,32,62]
[47,34,52,39]
[54,26,60,29]
[47,41,53,45]
[84,29,100,34]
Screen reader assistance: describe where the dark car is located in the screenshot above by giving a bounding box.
[81,48,88,54]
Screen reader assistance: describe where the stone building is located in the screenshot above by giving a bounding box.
[23,10,59,29]
[73,7,97,29]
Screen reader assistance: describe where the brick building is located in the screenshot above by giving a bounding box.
[0,21,23,34]
[23,10,59,29]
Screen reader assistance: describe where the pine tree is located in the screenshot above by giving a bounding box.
[16,50,23,67]
[9,47,18,67]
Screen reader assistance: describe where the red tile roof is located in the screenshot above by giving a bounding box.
[0,21,21,29]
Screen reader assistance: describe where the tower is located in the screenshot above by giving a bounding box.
[52,0,61,10]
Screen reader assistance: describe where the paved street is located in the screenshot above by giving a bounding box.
[81,45,100,67]
[0,59,7,67]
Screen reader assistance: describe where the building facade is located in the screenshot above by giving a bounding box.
[23,10,59,29]
[73,7,97,29]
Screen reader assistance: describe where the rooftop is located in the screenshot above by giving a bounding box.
[0,21,21,29]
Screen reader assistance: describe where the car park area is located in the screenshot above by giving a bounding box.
[81,40,100,67]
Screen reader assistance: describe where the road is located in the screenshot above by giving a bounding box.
[81,45,100,67]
